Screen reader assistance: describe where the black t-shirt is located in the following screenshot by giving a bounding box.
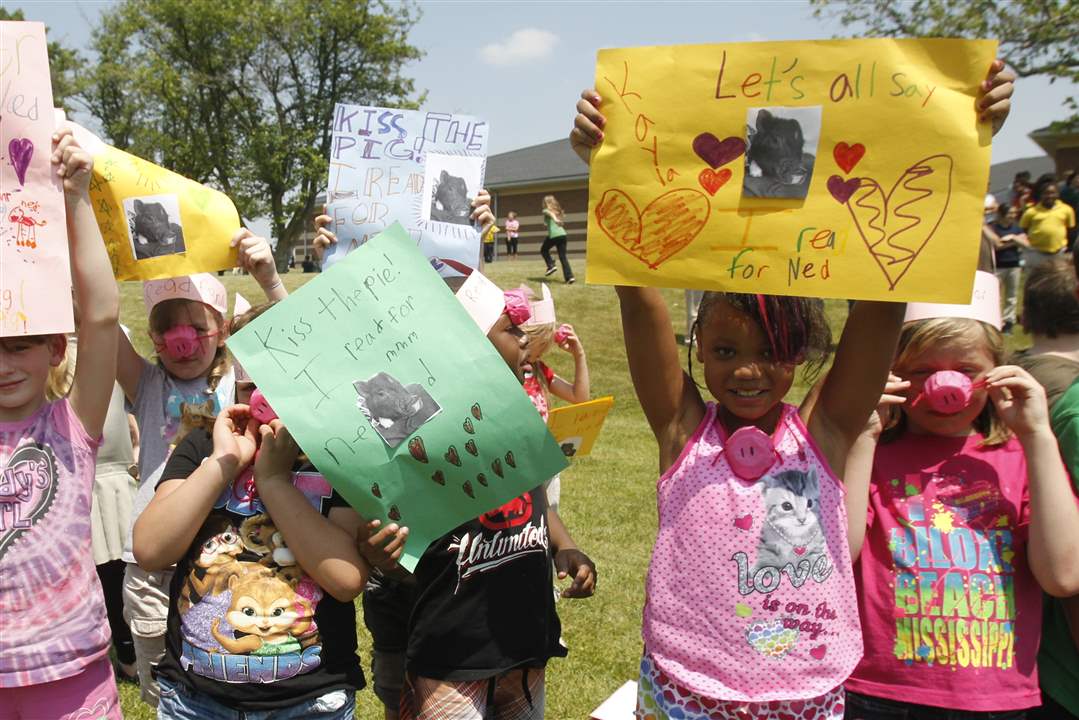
[406,485,566,681]
[991,222,1023,267]
[154,429,365,710]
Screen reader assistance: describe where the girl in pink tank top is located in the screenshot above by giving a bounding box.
[609,290,904,720]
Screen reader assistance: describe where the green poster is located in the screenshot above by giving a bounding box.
[227,223,567,570]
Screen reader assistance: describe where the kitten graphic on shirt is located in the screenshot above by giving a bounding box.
[753,469,827,573]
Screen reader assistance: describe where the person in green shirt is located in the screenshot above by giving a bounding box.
[1039,247,1079,719]
[540,194,575,284]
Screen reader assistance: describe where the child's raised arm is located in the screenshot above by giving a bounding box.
[803,301,905,476]
[53,125,119,438]
[253,421,368,602]
[232,229,287,301]
[548,324,590,404]
[573,90,704,462]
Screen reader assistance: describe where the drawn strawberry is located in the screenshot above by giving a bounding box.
[408,437,428,463]
[471,403,483,421]
[463,418,475,434]
[504,450,516,468]
[465,439,478,456]
[431,470,446,486]
[476,473,488,487]
[491,458,503,478]
[371,483,382,498]
[462,480,475,498]
[388,505,401,521]
[445,446,461,467]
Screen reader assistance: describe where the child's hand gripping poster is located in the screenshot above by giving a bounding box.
[0,21,74,336]
[586,39,998,303]
[69,124,241,281]
[227,223,567,571]
[324,104,488,276]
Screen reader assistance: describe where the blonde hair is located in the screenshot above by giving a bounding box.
[885,317,1009,446]
[524,322,556,362]
[543,195,564,222]
[45,338,76,401]
[149,298,230,392]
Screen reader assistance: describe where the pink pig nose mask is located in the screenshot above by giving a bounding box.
[249,390,278,425]
[155,325,216,361]
[910,370,988,415]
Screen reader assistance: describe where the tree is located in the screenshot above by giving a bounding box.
[79,0,424,267]
[811,0,1079,126]
[0,8,82,112]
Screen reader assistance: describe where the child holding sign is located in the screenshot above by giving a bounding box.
[117,232,287,707]
[522,284,590,514]
[1,126,121,718]
[841,275,1079,718]
[133,302,371,719]
[397,281,597,720]
[569,60,1014,720]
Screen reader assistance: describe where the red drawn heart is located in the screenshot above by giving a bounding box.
[809,644,827,660]
[733,514,753,531]
[692,133,746,169]
[431,470,445,486]
[698,168,732,196]
[371,483,382,498]
[833,142,866,174]
[595,188,711,269]
[444,446,461,467]
[388,505,401,521]
[462,480,474,498]
[793,546,806,556]
[408,437,428,463]
[827,175,861,204]
[476,473,488,487]
[465,439,478,456]
[504,451,516,468]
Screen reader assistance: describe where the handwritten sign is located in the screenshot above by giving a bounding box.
[324,104,488,276]
[227,223,567,570]
[547,396,614,458]
[586,39,997,303]
[0,21,74,336]
[69,124,240,281]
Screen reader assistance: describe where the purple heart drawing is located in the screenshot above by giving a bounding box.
[8,138,34,187]
[691,133,745,170]
[827,175,862,204]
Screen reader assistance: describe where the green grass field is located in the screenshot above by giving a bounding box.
[115,259,1028,719]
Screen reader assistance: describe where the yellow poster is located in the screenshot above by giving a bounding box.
[547,396,614,458]
[72,124,240,281]
[586,39,997,302]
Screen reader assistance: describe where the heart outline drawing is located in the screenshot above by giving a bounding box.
[8,138,34,186]
[595,188,711,269]
[839,154,954,291]
[0,445,58,562]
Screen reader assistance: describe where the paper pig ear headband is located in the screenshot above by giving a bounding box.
[904,271,1002,331]
[143,273,228,317]
[454,267,532,334]
[522,283,556,327]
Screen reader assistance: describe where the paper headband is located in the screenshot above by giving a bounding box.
[522,283,556,326]
[143,273,228,317]
[455,268,531,334]
[904,271,1002,330]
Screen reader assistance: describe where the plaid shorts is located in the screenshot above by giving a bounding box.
[399,668,544,720]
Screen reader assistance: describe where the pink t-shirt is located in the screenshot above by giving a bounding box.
[846,431,1042,711]
[643,403,862,701]
[0,400,109,687]
[505,219,520,237]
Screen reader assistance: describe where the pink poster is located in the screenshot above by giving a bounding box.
[0,21,73,336]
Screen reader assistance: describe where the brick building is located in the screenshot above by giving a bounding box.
[485,138,589,258]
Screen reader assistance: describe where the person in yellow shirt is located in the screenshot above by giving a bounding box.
[482,223,500,264]
[1021,178,1076,269]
